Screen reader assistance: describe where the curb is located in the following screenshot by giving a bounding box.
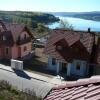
[0,67,57,85]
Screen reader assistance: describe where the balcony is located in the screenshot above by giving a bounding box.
[17,37,31,45]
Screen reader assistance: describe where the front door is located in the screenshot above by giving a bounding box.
[88,65,94,77]
[61,63,67,73]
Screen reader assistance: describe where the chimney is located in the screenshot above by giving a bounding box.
[88,28,91,33]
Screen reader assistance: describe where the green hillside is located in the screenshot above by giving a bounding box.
[0,11,59,37]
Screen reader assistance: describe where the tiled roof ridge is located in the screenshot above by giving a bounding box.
[53,75,100,89]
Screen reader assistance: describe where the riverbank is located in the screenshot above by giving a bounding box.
[48,16,100,32]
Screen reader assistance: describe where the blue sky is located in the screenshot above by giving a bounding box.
[0,0,99,12]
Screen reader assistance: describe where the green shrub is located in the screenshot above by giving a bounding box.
[0,80,42,100]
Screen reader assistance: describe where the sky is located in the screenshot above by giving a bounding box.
[0,0,100,12]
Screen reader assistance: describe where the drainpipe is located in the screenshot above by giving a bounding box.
[67,63,71,76]
[56,61,60,74]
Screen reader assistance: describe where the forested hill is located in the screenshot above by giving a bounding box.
[0,11,59,37]
[50,11,100,21]
[73,11,100,21]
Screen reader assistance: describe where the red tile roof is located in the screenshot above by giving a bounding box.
[95,38,100,64]
[44,29,94,62]
[44,76,100,100]
[0,20,33,46]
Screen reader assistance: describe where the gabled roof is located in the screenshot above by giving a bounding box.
[0,31,14,46]
[44,76,100,100]
[44,29,94,62]
[0,20,33,46]
[5,22,33,42]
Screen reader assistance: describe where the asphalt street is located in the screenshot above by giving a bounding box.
[0,67,54,98]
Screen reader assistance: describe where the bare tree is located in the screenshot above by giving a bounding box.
[59,19,73,30]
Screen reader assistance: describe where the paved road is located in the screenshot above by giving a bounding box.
[0,64,64,98]
[0,67,53,98]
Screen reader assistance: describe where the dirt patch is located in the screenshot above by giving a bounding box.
[24,47,56,78]
[35,48,48,64]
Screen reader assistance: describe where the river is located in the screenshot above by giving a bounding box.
[48,16,100,32]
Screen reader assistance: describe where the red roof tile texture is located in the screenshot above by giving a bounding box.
[95,38,100,64]
[44,29,94,62]
[0,20,33,46]
[44,76,100,100]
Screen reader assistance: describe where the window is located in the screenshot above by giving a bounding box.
[52,58,56,65]
[3,36,6,40]
[6,48,9,54]
[76,62,80,70]
[57,45,63,51]
[24,46,27,52]
[24,34,27,40]
[18,36,20,41]
[75,48,79,52]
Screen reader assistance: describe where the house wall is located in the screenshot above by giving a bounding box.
[6,42,32,59]
[48,55,66,73]
[70,59,87,77]
[1,47,12,59]
[20,42,32,57]
[94,65,100,75]
[48,55,57,71]
[0,43,32,59]
[0,47,11,59]
[0,48,2,59]
[20,31,30,39]
[11,45,18,59]
[48,55,87,77]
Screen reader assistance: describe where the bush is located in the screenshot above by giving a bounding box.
[0,80,42,100]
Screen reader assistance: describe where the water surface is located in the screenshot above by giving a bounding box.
[48,16,100,32]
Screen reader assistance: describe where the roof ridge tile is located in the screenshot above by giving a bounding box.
[53,76,100,90]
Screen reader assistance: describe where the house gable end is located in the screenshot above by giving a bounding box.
[71,40,90,60]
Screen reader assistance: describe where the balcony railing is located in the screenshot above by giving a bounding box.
[17,37,31,45]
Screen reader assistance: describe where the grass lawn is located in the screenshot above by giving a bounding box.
[0,80,42,100]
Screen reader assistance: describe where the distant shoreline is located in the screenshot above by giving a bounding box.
[49,11,100,22]
[57,16,100,22]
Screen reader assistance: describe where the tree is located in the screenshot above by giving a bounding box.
[37,23,49,32]
[59,19,73,30]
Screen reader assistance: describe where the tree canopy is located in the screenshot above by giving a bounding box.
[59,19,73,30]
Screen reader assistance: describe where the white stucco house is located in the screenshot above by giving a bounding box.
[44,29,100,77]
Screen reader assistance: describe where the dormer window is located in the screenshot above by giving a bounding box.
[24,34,27,40]
[56,45,63,51]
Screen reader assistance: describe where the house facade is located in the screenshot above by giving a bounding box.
[0,20,34,59]
[44,29,100,77]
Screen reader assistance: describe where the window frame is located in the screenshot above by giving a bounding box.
[3,36,6,41]
[76,62,81,70]
[6,47,9,55]
[24,34,27,40]
[52,58,56,65]
[24,46,27,52]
